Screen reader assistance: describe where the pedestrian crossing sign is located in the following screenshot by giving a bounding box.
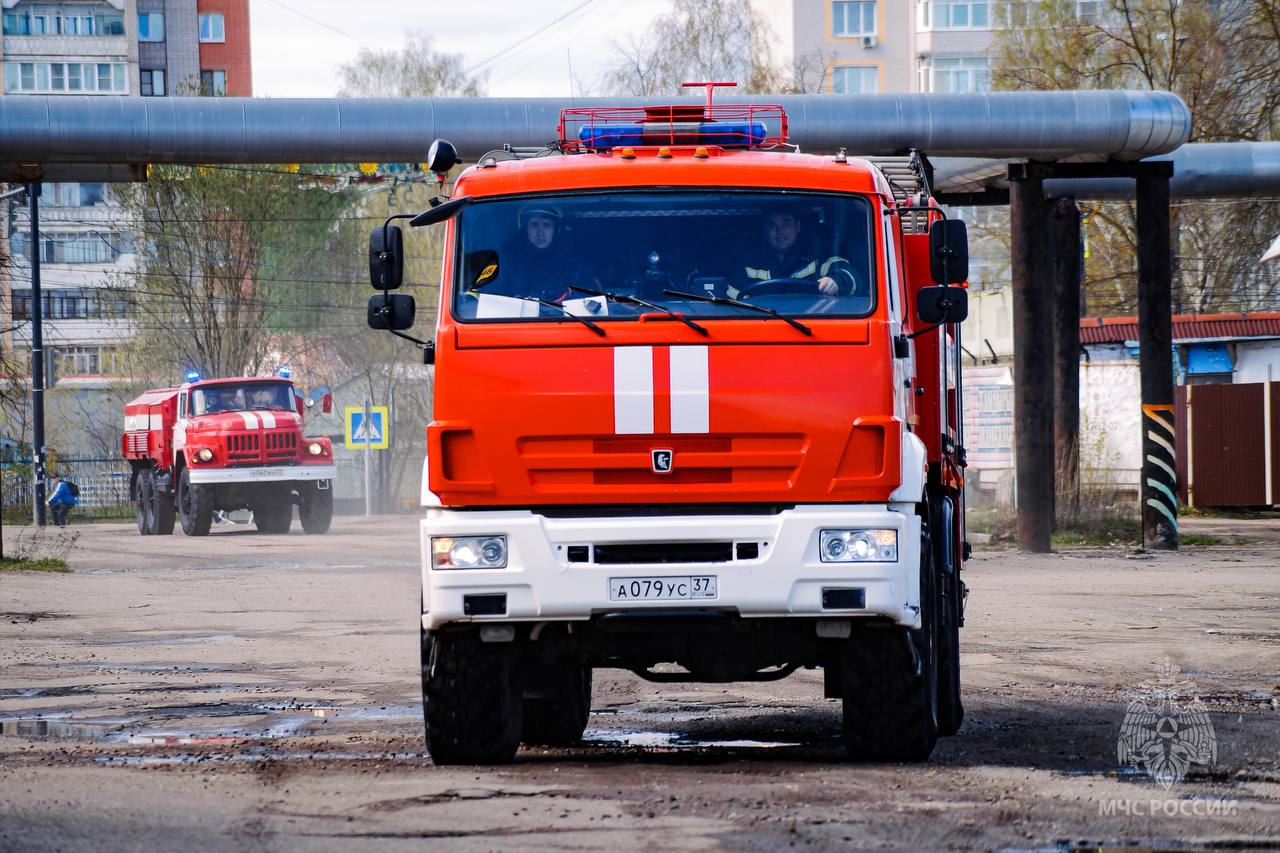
[345,406,389,450]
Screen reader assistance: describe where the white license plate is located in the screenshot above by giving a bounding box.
[608,576,717,602]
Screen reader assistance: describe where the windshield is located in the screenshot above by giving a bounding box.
[452,191,876,323]
[192,382,293,416]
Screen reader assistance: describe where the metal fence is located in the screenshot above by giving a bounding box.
[2,456,134,521]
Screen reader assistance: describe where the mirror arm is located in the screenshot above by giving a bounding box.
[387,328,432,348]
[908,321,946,340]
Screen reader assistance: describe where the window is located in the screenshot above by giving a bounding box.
[832,1,876,37]
[919,55,991,92]
[138,11,164,41]
[140,68,166,96]
[10,289,132,321]
[918,1,990,30]
[200,69,226,96]
[2,60,128,93]
[10,230,121,264]
[831,66,878,94]
[198,12,224,42]
[2,5,123,36]
[51,345,124,377]
[39,183,105,206]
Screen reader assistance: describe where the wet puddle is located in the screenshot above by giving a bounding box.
[582,728,802,750]
[0,701,419,744]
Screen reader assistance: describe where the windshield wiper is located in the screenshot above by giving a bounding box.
[518,296,606,337]
[663,289,812,336]
[570,286,708,336]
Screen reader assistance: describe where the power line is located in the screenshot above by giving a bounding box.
[465,0,600,76]
[261,0,380,51]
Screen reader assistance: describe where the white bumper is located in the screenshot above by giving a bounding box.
[420,504,920,631]
[187,464,337,485]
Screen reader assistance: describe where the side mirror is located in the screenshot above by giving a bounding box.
[369,225,404,289]
[916,286,968,325]
[426,139,459,175]
[368,292,416,331]
[929,219,969,284]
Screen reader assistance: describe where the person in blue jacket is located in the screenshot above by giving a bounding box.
[47,472,78,527]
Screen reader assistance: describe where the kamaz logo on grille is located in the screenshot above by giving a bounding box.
[651,449,674,474]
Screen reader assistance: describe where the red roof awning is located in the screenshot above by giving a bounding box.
[1079,312,1280,344]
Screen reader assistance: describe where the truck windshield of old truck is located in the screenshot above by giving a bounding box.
[453,191,876,323]
[192,383,293,415]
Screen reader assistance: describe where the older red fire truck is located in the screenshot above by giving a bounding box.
[367,96,970,764]
[122,376,336,536]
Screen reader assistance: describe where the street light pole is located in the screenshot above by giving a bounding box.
[26,183,46,526]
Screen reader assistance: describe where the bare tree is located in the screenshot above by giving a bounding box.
[110,165,356,384]
[337,31,485,97]
[600,0,791,96]
[992,0,1280,314]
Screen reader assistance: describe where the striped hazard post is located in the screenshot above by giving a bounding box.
[1142,403,1178,550]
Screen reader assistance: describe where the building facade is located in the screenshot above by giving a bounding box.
[760,0,1001,94]
[2,0,250,388]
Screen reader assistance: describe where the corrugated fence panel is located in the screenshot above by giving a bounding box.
[1185,383,1267,507]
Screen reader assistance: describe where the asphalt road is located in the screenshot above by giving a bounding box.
[2,514,1278,851]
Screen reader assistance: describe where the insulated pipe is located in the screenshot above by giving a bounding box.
[932,142,1280,200]
[0,91,1190,169]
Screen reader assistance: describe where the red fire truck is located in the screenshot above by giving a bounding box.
[367,95,969,764]
[122,376,336,536]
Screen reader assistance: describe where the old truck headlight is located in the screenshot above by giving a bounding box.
[432,536,507,569]
[820,529,897,563]
[196,448,214,462]
[307,441,324,456]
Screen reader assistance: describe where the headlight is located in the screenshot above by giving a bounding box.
[196,448,214,462]
[307,441,324,456]
[819,529,897,563]
[432,535,507,569]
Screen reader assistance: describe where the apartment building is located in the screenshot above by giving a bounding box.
[1,0,250,384]
[759,0,1000,94]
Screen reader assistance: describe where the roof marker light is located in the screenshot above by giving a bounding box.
[618,147,636,160]
[657,147,673,159]
[694,147,710,159]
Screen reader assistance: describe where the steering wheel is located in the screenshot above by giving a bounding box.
[735,277,823,298]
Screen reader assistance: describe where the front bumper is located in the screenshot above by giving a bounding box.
[187,464,337,485]
[420,505,920,631]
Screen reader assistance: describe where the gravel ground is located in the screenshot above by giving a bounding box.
[1,514,1278,851]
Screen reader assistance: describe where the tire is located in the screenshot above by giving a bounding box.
[177,467,213,537]
[152,474,176,536]
[299,483,333,535]
[840,515,938,762]
[254,500,292,534]
[422,628,522,765]
[521,663,592,746]
[140,470,158,535]
[932,497,964,737]
[134,471,150,536]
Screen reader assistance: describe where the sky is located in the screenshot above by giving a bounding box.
[249,0,674,98]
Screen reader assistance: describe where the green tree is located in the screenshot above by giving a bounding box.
[337,31,485,97]
[992,0,1280,314]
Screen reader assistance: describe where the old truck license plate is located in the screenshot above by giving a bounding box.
[608,576,717,601]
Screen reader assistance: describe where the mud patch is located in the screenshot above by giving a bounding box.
[2,611,71,623]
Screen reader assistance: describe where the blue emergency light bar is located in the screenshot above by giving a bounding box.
[578,121,769,151]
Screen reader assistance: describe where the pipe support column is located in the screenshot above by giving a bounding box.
[1136,170,1178,550]
[1050,197,1082,523]
[1010,168,1054,552]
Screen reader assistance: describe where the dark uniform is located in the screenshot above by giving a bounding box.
[732,245,860,300]
[487,237,592,304]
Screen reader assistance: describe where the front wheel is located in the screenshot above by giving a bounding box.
[299,483,332,535]
[152,474,176,536]
[177,468,213,536]
[422,629,522,765]
[840,517,939,762]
